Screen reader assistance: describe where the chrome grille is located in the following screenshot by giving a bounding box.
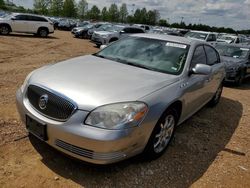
[55,139,126,160]
[27,85,76,121]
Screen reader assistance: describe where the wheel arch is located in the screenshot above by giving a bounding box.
[37,26,49,34]
[0,23,12,32]
[109,37,118,43]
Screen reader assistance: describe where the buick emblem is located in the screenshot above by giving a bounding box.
[39,94,48,110]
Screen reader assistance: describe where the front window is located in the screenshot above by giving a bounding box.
[95,37,189,75]
[215,44,249,59]
[185,32,208,40]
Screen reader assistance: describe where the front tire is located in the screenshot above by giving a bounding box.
[235,70,245,86]
[38,28,48,37]
[143,109,177,159]
[0,25,10,35]
[208,83,223,107]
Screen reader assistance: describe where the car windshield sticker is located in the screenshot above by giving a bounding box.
[240,48,249,51]
[166,42,187,49]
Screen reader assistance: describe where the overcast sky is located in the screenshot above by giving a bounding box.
[12,0,250,30]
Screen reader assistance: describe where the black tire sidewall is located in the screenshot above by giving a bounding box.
[235,70,245,86]
[143,109,177,160]
[209,82,223,107]
[39,28,48,37]
[0,25,10,35]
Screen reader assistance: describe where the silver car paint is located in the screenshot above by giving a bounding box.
[16,34,225,164]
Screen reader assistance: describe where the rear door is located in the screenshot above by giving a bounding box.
[27,15,47,33]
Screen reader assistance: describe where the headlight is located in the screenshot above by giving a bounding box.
[101,34,110,38]
[85,102,148,130]
[20,71,34,92]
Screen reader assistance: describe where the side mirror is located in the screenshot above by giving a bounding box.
[191,64,212,75]
[100,45,107,50]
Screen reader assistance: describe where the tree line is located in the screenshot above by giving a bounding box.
[0,0,249,34]
[33,0,161,25]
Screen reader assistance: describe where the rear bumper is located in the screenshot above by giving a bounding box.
[16,88,146,164]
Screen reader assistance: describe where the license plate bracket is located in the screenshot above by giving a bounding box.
[26,115,48,141]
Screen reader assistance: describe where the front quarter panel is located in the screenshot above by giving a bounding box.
[138,78,184,148]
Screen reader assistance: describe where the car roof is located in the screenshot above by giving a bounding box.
[12,13,47,18]
[131,33,205,46]
[188,30,216,34]
[124,26,145,29]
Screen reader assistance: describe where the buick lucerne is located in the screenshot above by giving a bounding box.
[16,34,225,164]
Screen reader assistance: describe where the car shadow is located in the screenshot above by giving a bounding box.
[3,33,59,39]
[29,97,243,187]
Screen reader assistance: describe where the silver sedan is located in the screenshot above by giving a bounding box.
[16,34,225,164]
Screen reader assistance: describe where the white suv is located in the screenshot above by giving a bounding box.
[185,31,217,43]
[0,13,54,37]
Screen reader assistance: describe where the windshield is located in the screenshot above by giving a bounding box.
[77,22,89,27]
[185,32,208,40]
[95,37,189,75]
[215,44,249,59]
[1,13,12,19]
[96,24,113,31]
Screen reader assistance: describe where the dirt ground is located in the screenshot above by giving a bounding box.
[0,31,250,188]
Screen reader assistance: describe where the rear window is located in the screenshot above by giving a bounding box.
[204,46,220,65]
[30,16,48,22]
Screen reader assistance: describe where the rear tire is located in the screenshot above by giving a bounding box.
[0,25,10,35]
[143,109,177,160]
[38,28,48,37]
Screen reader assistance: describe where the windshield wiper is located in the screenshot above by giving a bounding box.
[125,62,157,71]
[93,54,106,58]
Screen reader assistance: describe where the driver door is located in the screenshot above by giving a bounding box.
[182,45,212,118]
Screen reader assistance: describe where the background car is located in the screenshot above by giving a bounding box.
[0,13,54,37]
[72,22,104,39]
[57,19,77,31]
[91,25,145,47]
[215,43,250,85]
[185,31,217,43]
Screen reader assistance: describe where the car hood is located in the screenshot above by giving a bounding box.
[74,26,87,30]
[220,56,245,67]
[95,31,115,35]
[28,55,178,111]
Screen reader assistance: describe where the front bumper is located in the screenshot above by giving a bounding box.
[91,36,107,45]
[225,71,237,82]
[16,88,145,164]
